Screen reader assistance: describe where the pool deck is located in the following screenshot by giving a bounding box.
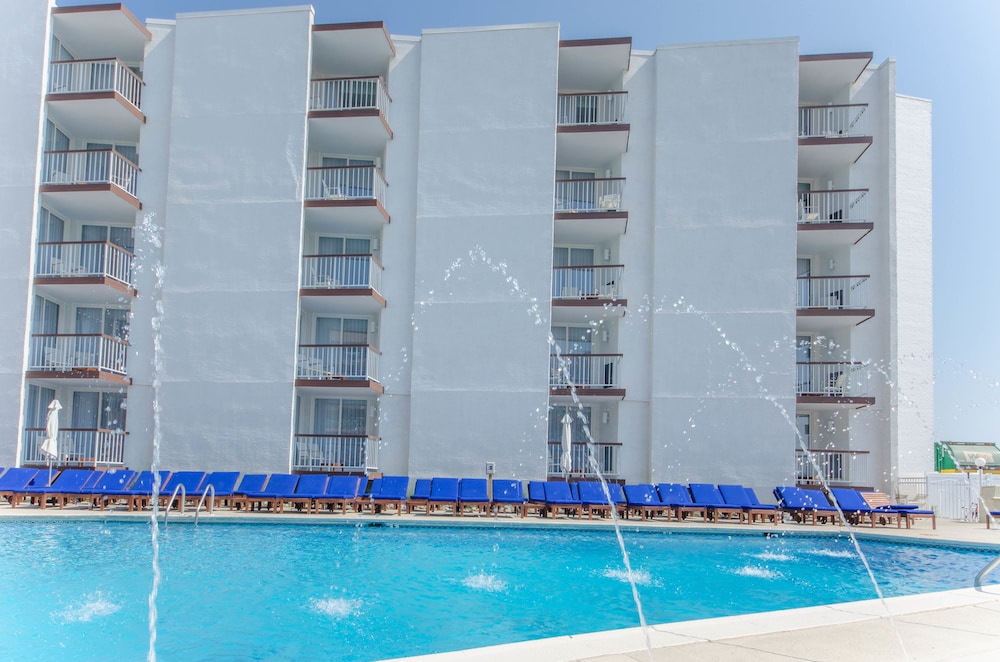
[2,505,999,661]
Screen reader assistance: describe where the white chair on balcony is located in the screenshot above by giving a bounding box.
[323,181,346,200]
[599,193,621,211]
[823,372,846,396]
[44,347,74,370]
[299,356,326,379]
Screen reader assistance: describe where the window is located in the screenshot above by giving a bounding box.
[31,296,59,335]
[548,405,591,442]
[313,399,368,435]
[555,169,597,211]
[24,385,56,428]
[553,246,597,297]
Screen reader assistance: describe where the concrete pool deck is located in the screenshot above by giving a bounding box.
[2,505,999,661]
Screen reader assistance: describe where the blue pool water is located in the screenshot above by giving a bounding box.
[0,520,997,661]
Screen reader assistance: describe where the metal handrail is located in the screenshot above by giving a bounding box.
[975,551,1000,589]
[194,484,215,525]
[162,484,186,526]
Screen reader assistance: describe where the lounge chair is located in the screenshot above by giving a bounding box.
[577,481,626,519]
[773,486,840,525]
[427,477,460,516]
[656,483,710,522]
[242,474,299,512]
[543,481,582,518]
[989,510,1000,529]
[861,491,935,529]
[525,481,548,517]
[623,484,664,520]
[280,474,329,514]
[407,478,431,514]
[689,483,745,523]
[229,474,267,511]
[156,471,207,510]
[829,487,899,528]
[184,471,241,511]
[366,475,409,515]
[75,470,137,509]
[718,484,780,525]
[0,468,40,505]
[11,469,99,509]
[95,470,170,511]
[490,479,525,517]
[46,469,104,509]
[315,475,362,513]
[458,478,490,516]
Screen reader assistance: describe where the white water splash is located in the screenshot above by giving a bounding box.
[732,566,782,579]
[462,572,509,593]
[752,551,795,562]
[601,568,658,587]
[807,548,856,559]
[54,592,122,623]
[310,597,362,619]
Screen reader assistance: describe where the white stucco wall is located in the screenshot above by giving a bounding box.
[155,7,312,472]
[648,39,799,494]
[407,25,559,480]
[0,0,51,466]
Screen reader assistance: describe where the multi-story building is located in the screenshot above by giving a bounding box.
[0,2,933,497]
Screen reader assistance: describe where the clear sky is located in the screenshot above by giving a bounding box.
[58,0,1000,443]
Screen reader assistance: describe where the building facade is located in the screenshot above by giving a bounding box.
[0,2,933,496]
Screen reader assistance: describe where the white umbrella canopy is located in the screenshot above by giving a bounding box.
[40,399,62,482]
[561,412,573,476]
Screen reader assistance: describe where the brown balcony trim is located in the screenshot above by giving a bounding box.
[800,52,873,63]
[46,91,146,123]
[25,369,130,385]
[797,395,875,407]
[308,107,393,139]
[39,182,142,210]
[34,275,137,297]
[550,387,625,399]
[52,3,152,41]
[560,36,632,49]
[798,221,873,237]
[312,21,396,58]
[554,210,628,223]
[294,377,385,394]
[799,136,872,163]
[303,198,390,223]
[797,309,874,326]
[552,298,627,308]
[558,123,630,135]
[299,287,387,307]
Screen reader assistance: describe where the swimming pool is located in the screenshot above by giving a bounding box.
[1,520,996,661]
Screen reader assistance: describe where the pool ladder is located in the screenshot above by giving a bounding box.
[975,553,1000,588]
[161,484,215,527]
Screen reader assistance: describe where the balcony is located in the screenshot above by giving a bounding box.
[557,92,629,165]
[47,59,144,142]
[796,449,871,488]
[796,361,874,409]
[303,165,389,232]
[797,189,872,251]
[39,149,140,222]
[551,264,626,322]
[553,178,628,241]
[798,104,872,176]
[558,37,631,91]
[546,442,620,479]
[550,353,624,399]
[293,433,379,473]
[311,22,395,79]
[300,254,385,314]
[799,52,872,106]
[308,76,391,154]
[26,334,129,385]
[34,241,136,302]
[22,427,127,468]
[796,275,873,330]
[295,344,383,394]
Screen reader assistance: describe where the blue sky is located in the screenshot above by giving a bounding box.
[61,0,1000,443]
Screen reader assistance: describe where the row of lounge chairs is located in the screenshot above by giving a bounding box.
[0,467,934,527]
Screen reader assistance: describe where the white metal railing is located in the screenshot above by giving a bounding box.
[796,275,870,309]
[552,265,623,299]
[48,58,143,110]
[554,178,624,212]
[296,345,380,381]
[796,449,871,487]
[796,361,868,397]
[28,334,129,375]
[798,189,868,223]
[926,472,1000,521]
[557,92,628,125]
[41,149,139,197]
[301,254,383,293]
[309,76,389,114]
[292,434,378,472]
[304,165,386,205]
[896,476,928,505]
[35,241,134,286]
[546,442,620,478]
[798,104,868,138]
[550,354,622,389]
[22,427,126,467]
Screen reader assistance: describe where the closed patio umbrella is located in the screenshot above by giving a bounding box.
[40,399,62,482]
[561,412,573,477]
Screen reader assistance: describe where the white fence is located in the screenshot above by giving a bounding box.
[296,345,380,381]
[552,265,623,300]
[798,189,869,223]
[309,76,389,114]
[41,149,139,197]
[554,178,624,212]
[304,165,386,204]
[292,434,378,472]
[557,92,628,125]
[799,104,868,138]
[48,58,143,110]
[550,354,622,389]
[301,254,383,293]
[35,241,134,286]
[546,442,620,478]
[797,275,870,309]
[925,472,1000,521]
[796,449,871,487]
[22,427,126,467]
[796,361,867,397]
[28,334,128,375]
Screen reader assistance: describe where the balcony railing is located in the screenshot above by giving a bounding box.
[301,254,383,292]
[798,104,868,138]
[22,427,126,467]
[297,344,380,381]
[41,149,139,197]
[550,354,622,389]
[309,76,390,114]
[304,165,386,205]
[28,334,129,375]
[552,265,623,300]
[796,275,870,309]
[798,189,868,223]
[35,241,134,286]
[796,449,871,487]
[554,178,624,212]
[557,92,628,126]
[48,58,143,110]
[796,361,868,397]
[546,442,620,478]
[293,434,378,472]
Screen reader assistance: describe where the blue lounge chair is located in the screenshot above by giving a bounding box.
[366,475,409,515]
[577,481,626,519]
[244,474,299,512]
[11,469,99,509]
[458,478,490,516]
[0,468,40,505]
[407,478,431,513]
[76,470,137,509]
[281,474,330,514]
[830,487,898,528]
[689,483,744,523]
[230,474,267,510]
[656,483,710,522]
[315,475,362,513]
[861,491,935,529]
[185,471,241,511]
[95,470,169,511]
[525,481,548,517]
[623,484,664,520]
[490,479,525,517]
[157,471,207,510]
[48,469,104,509]
[718,484,780,525]
[542,481,582,518]
[427,477,460,516]
[773,486,840,525]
